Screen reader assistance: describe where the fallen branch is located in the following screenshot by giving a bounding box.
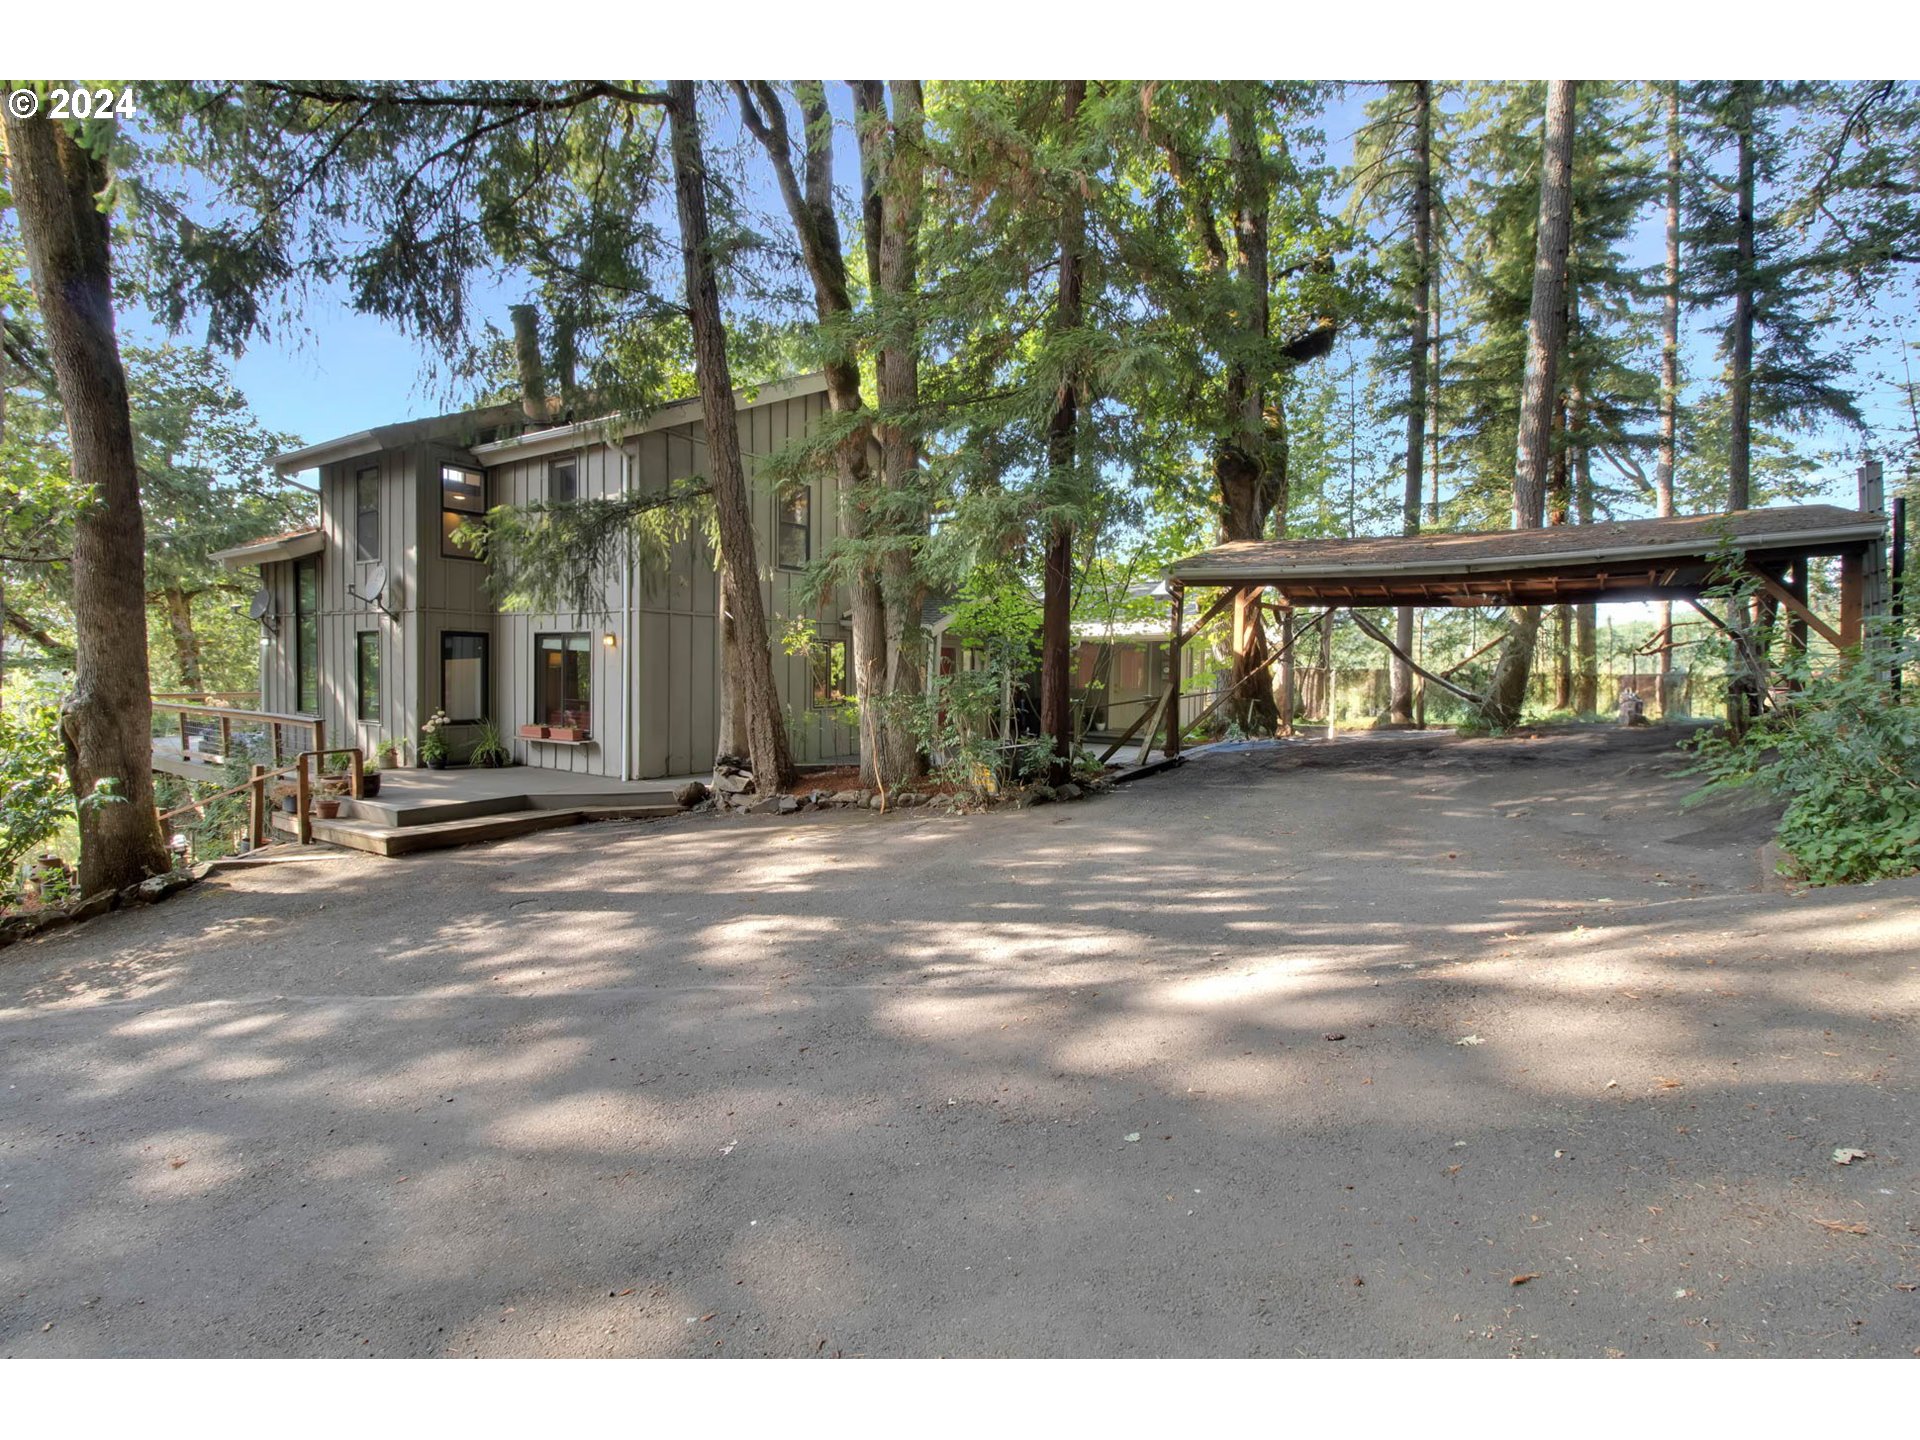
[1346,609,1485,707]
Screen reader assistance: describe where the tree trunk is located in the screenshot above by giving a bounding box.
[1479,80,1578,729]
[1216,95,1282,735]
[1574,604,1597,714]
[1040,81,1088,785]
[508,303,548,422]
[1553,606,1572,710]
[5,107,172,893]
[0,298,7,692]
[1728,82,1756,515]
[1550,394,1572,711]
[852,80,931,787]
[1656,81,1682,715]
[1318,610,1334,723]
[665,81,795,792]
[161,585,205,694]
[733,81,912,786]
[1725,83,1764,724]
[1390,80,1432,728]
[1278,609,1295,735]
[1572,380,1598,716]
[1426,197,1443,528]
[717,591,750,759]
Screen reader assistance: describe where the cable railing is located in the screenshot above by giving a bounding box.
[150,697,324,771]
[157,746,365,850]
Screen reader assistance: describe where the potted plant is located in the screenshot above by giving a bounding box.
[470,719,511,769]
[420,710,451,769]
[361,754,382,799]
[275,781,300,814]
[314,794,343,820]
[518,722,549,740]
[378,737,408,770]
[548,710,588,743]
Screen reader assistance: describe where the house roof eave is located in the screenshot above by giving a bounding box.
[211,528,325,570]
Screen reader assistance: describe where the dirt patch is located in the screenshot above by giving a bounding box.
[795,763,971,798]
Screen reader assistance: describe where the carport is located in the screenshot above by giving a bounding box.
[1140,499,1894,760]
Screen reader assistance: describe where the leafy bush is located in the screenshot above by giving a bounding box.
[469,719,511,768]
[1687,629,1920,886]
[1,702,74,902]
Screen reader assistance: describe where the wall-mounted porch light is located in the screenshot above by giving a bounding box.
[602,632,618,648]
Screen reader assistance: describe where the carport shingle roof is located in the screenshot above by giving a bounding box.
[1166,504,1883,588]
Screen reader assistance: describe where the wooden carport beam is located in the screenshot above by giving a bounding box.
[1179,585,1241,647]
[1744,562,1844,650]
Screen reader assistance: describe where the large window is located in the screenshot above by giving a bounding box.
[441,464,486,559]
[777,485,810,569]
[355,467,381,562]
[810,636,847,709]
[548,456,578,505]
[356,633,381,722]
[295,556,319,715]
[441,632,489,723]
[534,632,592,732]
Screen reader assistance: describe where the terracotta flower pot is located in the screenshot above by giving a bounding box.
[518,724,549,739]
[315,798,342,820]
[548,726,586,743]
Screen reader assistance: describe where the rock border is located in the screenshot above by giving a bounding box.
[0,866,202,954]
[682,773,1109,820]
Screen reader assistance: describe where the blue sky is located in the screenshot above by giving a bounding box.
[122,82,1915,509]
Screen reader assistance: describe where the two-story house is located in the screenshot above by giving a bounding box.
[214,373,858,781]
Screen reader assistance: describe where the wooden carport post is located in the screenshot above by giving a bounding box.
[1839,549,1864,653]
[1166,582,1185,757]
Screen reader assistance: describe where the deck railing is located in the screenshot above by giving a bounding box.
[150,697,323,771]
[157,746,364,849]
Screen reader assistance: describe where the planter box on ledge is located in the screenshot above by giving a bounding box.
[518,724,549,739]
[547,727,588,743]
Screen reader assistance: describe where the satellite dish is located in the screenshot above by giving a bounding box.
[248,588,276,621]
[350,562,397,617]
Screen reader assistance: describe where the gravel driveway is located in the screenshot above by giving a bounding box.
[3,725,1916,1356]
